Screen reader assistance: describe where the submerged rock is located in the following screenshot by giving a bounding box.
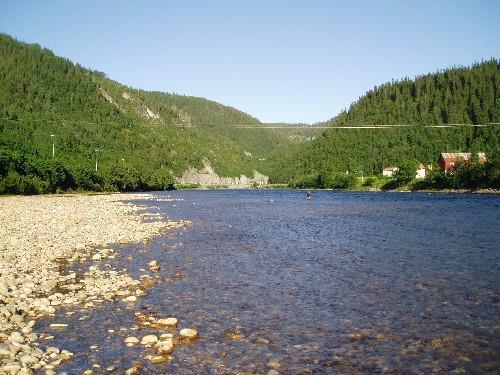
[125,365,141,375]
[124,336,139,345]
[156,339,174,354]
[49,324,68,330]
[140,335,159,346]
[157,317,177,327]
[150,355,170,364]
[180,328,198,339]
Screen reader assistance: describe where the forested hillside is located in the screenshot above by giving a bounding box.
[273,60,500,186]
[0,34,288,193]
[1,33,498,193]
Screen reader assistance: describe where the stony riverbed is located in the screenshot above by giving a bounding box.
[0,194,189,374]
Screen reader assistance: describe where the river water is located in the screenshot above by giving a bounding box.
[38,190,500,374]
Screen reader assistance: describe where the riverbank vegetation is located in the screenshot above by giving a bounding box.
[0,34,291,194]
[0,33,498,194]
[273,59,499,189]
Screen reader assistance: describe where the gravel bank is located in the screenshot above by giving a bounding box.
[0,194,186,374]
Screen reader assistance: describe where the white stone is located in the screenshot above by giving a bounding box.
[124,336,139,344]
[157,317,177,327]
[140,334,158,346]
[123,295,137,303]
[179,328,198,339]
[156,340,174,354]
[125,366,140,375]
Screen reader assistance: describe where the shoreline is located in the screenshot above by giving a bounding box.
[178,187,500,195]
[0,193,188,374]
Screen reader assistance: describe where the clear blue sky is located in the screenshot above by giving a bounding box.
[1,0,499,123]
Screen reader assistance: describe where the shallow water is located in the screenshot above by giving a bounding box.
[37,190,500,374]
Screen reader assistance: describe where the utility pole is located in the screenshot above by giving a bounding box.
[95,149,100,172]
[51,134,55,157]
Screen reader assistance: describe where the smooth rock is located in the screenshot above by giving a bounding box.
[179,328,198,339]
[124,336,139,345]
[9,331,24,343]
[150,355,169,364]
[0,347,12,358]
[267,360,281,369]
[1,364,21,374]
[125,365,140,375]
[157,317,177,327]
[19,353,39,366]
[140,335,158,346]
[156,340,174,354]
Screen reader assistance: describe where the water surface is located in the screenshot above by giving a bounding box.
[38,190,500,374]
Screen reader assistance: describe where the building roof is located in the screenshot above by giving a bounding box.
[383,167,399,171]
[440,152,486,161]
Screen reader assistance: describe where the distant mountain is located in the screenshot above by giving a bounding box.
[330,59,499,126]
[1,33,498,193]
[272,60,500,185]
[0,34,289,193]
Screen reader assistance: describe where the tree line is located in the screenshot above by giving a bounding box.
[0,34,289,194]
[272,59,499,189]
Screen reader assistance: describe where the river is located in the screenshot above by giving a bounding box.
[37,190,500,374]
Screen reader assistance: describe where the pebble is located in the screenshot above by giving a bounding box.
[124,336,139,345]
[150,355,169,364]
[49,324,68,330]
[156,339,174,354]
[140,334,159,346]
[180,328,198,339]
[157,317,178,326]
[0,195,188,374]
[0,347,12,358]
[267,360,281,369]
[125,365,141,375]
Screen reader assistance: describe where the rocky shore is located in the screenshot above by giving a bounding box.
[0,194,188,374]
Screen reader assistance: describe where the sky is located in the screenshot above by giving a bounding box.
[1,1,499,123]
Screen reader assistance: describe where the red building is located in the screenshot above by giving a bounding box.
[438,152,487,174]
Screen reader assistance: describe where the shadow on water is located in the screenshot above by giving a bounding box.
[36,190,500,373]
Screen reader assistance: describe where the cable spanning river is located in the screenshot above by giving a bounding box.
[38,190,500,374]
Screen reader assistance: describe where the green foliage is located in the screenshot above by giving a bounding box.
[331,59,499,126]
[394,160,418,184]
[0,34,293,194]
[416,156,499,190]
[290,172,356,189]
[275,60,500,188]
[1,33,498,194]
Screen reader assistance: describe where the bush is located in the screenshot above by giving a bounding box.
[69,165,102,191]
[289,174,320,188]
[363,177,376,187]
[1,171,23,194]
[394,160,418,184]
[21,175,50,194]
[323,173,357,189]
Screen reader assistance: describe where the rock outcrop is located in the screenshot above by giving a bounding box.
[177,158,269,187]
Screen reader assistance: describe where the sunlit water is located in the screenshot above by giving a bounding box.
[37,190,500,374]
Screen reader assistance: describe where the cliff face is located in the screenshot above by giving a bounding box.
[177,159,269,187]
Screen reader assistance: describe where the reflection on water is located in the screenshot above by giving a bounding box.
[37,190,500,373]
